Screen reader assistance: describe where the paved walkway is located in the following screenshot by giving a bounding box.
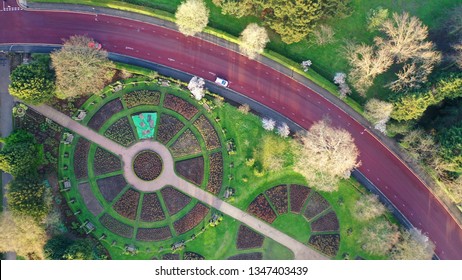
[30,103,327,260]
[0,52,17,260]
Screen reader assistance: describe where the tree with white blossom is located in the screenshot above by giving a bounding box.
[277,122,290,138]
[188,76,205,100]
[301,60,312,72]
[333,72,351,98]
[262,118,276,131]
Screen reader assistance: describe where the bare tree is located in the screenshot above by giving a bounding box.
[238,103,250,114]
[294,119,360,192]
[391,228,435,260]
[188,76,205,100]
[400,129,437,163]
[352,194,387,221]
[175,0,209,36]
[376,12,441,91]
[359,219,400,255]
[311,24,336,45]
[365,99,393,133]
[344,43,392,95]
[0,212,46,259]
[239,23,269,59]
[51,35,115,98]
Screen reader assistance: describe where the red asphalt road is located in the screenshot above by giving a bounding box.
[1,9,461,259]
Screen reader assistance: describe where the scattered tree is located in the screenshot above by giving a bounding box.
[0,212,46,259]
[254,134,291,172]
[63,239,97,260]
[218,0,255,18]
[352,194,386,221]
[8,55,55,105]
[6,177,50,220]
[311,24,335,45]
[262,117,276,131]
[367,7,389,31]
[175,0,209,36]
[294,119,360,192]
[188,76,206,100]
[277,122,290,138]
[237,103,250,114]
[391,228,435,260]
[344,43,392,95]
[0,130,43,177]
[358,219,400,255]
[365,99,393,133]
[400,130,437,163]
[239,23,269,59]
[51,35,115,98]
[438,122,462,169]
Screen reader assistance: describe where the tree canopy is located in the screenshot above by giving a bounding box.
[294,119,359,192]
[6,177,49,220]
[0,212,46,259]
[51,35,115,98]
[239,23,269,59]
[0,130,43,177]
[175,0,209,36]
[8,55,55,105]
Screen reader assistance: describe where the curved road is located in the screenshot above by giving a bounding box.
[1,5,461,259]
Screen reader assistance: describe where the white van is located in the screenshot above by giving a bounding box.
[215,77,229,87]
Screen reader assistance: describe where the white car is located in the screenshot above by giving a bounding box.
[215,77,229,87]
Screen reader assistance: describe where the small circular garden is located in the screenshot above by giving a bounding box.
[133,150,163,181]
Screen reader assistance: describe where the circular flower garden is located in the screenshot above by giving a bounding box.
[133,151,163,181]
[59,79,226,258]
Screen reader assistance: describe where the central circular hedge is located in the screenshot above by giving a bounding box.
[133,150,163,181]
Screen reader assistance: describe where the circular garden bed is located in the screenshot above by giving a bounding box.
[133,150,163,181]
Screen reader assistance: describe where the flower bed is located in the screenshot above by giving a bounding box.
[160,186,192,216]
[74,138,90,180]
[290,185,311,213]
[228,253,263,260]
[99,213,134,238]
[193,115,221,150]
[304,192,331,221]
[236,225,264,250]
[140,193,166,222]
[96,174,127,202]
[113,188,140,220]
[170,129,202,158]
[173,203,209,235]
[184,252,205,260]
[308,234,340,257]
[247,194,277,224]
[136,226,171,241]
[162,254,180,260]
[93,147,121,175]
[311,211,339,232]
[104,117,136,147]
[78,182,103,217]
[265,185,288,215]
[156,114,184,145]
[163,94,198,120]
[122,90,161,108]
[206,152,223,195]
[88,99,124,131]
[175,156,204,186]
[133,151,163,181]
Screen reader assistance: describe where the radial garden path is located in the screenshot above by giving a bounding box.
[30,104,327,260]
